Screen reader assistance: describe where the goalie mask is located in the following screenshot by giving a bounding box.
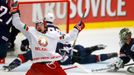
[119,28,132,43]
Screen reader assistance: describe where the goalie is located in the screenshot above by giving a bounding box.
[117,28,134,73]
[100,28,134,73]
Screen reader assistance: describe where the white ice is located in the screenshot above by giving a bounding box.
[0,28,134,75]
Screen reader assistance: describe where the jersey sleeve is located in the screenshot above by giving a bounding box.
[59,28,79,43]
[12,13,31,40]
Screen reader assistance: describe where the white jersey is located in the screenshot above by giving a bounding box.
[12,13,79,63]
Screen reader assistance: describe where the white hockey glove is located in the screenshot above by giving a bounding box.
[59,47,73,62]
[60,47,73,55]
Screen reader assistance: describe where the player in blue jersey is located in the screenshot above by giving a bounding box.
[0,0,20,63]
[0,0,14,64]
[106,28,134,73]
[118,28,134,73]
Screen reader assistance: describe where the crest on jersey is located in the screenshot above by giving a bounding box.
[38,37,48,47]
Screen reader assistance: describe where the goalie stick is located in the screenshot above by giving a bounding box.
[63,62,134,72]
[89,62,134,72]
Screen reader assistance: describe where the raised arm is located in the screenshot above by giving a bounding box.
[11,1,31,39]
[59,21,85,43]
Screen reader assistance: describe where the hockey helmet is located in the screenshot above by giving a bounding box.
[119,28,132,43]
[35,19,43,25]
[44,13,55,23]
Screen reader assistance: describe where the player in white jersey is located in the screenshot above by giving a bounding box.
[9,2,85,75]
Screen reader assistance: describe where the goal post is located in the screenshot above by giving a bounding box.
[18,0,70,33]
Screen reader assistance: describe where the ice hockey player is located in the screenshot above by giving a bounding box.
[0,0,20,64]
[2,10,61,72]
[7,1,85,75]
[8,26,20,52]
[101,28,134,73]
[118,28,134,73]
[56,42,118,65]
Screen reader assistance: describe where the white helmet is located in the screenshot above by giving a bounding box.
[35,19,43,24]
[44,13,55,23]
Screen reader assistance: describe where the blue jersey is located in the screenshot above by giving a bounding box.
[0,2,13,44]
[120,38,134,61]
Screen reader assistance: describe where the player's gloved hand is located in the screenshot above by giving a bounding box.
[60,47,72,55]
[10,1,19,14]
[74,21,85,32]
[20,39,29,51]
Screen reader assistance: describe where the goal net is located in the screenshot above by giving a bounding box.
[18,0,70,33]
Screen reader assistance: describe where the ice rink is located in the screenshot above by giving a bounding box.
[0,28,134,75]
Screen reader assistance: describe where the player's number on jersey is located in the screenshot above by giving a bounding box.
[0,6,8,22]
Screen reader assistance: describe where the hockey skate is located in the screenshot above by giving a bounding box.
[2,64,19,72]
[2,59,21,72]
[2,65,12,72]
[85,44,107,54]
[127,66,134,73]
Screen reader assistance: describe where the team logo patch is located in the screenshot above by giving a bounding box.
[38,37,48,47]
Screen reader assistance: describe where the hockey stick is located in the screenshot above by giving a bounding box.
[125,63,134,66]
[63,62,134,72]
[92,63,134,72]
[72,8,86,47]
[63,63,112,72]
[63,65,78,70]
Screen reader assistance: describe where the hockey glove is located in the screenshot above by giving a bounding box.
[107,57,124,72]
[10,1,19,14]
[74,21,85,32]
